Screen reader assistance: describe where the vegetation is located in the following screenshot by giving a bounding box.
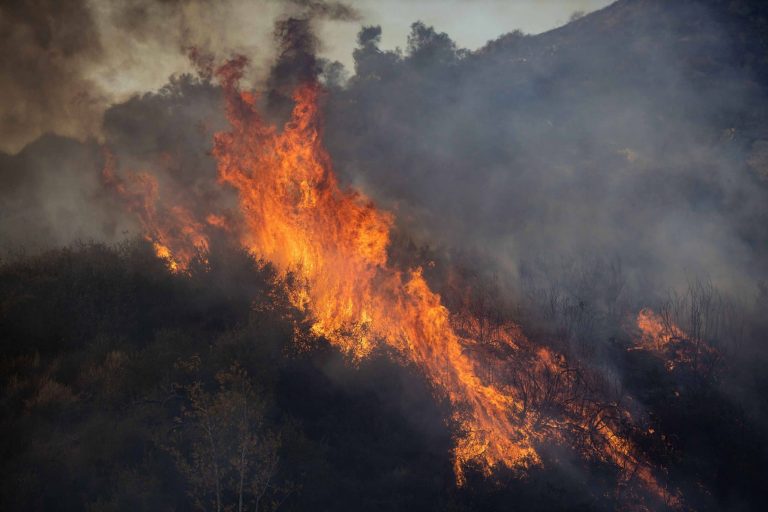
[1,241,766,510]
[0,241,456,511]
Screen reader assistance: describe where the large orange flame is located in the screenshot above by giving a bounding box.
[106,58,680,507]
[211,62,542,478]
[208,60,677,505]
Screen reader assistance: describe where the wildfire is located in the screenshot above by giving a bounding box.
[635,308,685,351]
[211,59,542,475]
[633,308,717,372]
[106,57,680,506]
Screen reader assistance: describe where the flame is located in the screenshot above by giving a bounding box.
[209,59,676,503]
[635,308,685,351]
[211,65,540,474]
[102,151,209,272]
[633,308,717,373]
[107,58,680,506]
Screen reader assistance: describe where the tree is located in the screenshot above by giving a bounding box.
[167,361,287,512]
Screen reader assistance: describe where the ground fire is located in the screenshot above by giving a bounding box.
[632,308,718,373]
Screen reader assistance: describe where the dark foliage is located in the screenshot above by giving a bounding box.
[1,241,766,510]
[0,241,457,511]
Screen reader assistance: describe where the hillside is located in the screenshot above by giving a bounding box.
[2,1,768,510]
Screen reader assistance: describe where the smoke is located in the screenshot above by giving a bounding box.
[266,17,322,121]
[0,0,360,252]
[2,2,768,505]
[2,0,767,323]
[2,0,766,323]
[0,135,134,252]
[0,0,106,154]
[286,0,360,22]
[0,0,360,154]
[322,0,768,307]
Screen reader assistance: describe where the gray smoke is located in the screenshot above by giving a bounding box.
[0,0,359,255]
[2,0,767,326]
[322,0,768,309]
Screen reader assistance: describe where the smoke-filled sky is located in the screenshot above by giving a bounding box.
[0,0,610,154]
[2,0,767,306]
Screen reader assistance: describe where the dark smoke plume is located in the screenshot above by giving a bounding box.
[0,0,105,153]
[0,0,361,251]
[287,0,361,22]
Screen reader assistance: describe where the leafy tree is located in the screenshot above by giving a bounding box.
[167,361,289,512]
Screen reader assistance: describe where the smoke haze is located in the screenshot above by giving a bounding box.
[3,2,768,509]
[323,0,768,305]
[3,0,767,307]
